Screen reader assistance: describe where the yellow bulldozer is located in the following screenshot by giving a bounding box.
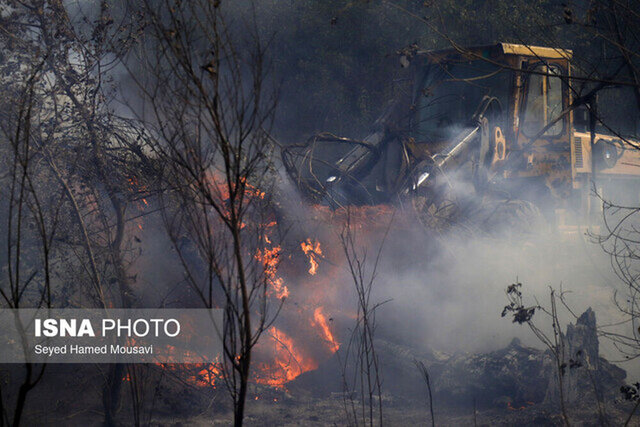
[283,43,640,235]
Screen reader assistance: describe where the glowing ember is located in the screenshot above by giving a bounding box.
[300,238,323,275]
[507,401,535,411]
[194,363,221,387]
[312,307,339,353]
[255,326,318,389]
[157,362,222,388]
[207,174,266,204]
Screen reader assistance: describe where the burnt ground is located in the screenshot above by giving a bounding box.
[11,308,640,425]
[13,365,640,427]
[185,398,636,426]
[10,361,639,426]
[14,358,638,426]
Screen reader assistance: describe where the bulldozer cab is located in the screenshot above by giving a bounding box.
[408,43,640,229]
[409,44,573,198]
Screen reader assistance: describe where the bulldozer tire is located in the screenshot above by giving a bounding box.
[478,198,546,238]
[412,192,460,233]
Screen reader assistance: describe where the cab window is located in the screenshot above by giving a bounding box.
[522,64,563,137]
[416,59,510,142]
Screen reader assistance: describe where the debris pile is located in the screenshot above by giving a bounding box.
[290,309,626,411]
[434,308,625,408]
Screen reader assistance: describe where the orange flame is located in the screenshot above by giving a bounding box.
[312,307,339,353]
[255,246,289,299]
[255,327,318,389]
[300,238,323,275]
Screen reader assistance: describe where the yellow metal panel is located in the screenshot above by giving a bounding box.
[500,43,572,59]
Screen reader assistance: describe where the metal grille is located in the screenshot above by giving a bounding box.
[574,138,583,168]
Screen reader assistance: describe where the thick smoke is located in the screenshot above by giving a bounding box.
[272,158,636,378]
[64,0,640,390]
